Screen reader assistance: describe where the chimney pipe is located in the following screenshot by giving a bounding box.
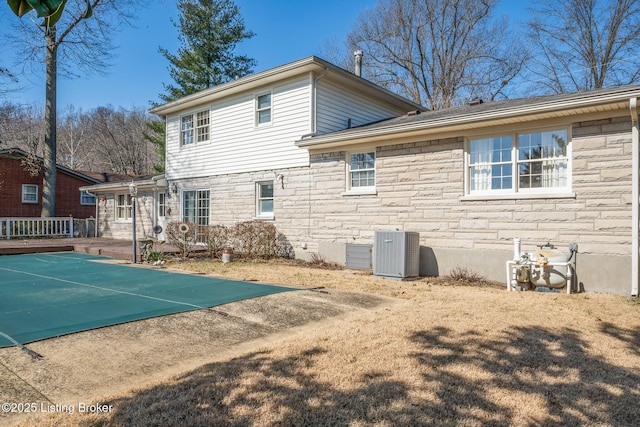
[354,50,363,77]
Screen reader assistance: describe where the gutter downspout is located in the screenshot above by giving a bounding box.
[631,97,639,297]
[310,68,329,136]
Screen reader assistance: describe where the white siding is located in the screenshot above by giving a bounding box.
[316,79,408,135]
[166,76,312,180]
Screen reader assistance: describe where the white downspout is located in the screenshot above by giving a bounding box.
[310,68,329,135]
[630,97,639,297]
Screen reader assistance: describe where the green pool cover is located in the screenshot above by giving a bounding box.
[0,252,295,348]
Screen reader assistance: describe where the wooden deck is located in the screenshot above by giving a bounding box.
[0,238,157,262]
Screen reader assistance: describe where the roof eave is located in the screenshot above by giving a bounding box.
[149,56,424,116]
[80,177,163,193]
[297,87,640,149]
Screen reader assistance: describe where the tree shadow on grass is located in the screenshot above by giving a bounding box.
[100,325,640,426]
[410,326,640,426]
[105,347,416,426]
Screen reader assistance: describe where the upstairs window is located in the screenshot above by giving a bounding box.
[180,114,193,145]
[181,109,209,145]
[256,181,274,218]
[22,184,38,203]
[256,92,272,125]
[196,110,210,142]
[468,129,569,194]
[348,152,376,191]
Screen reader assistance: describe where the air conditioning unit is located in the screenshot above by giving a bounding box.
[373,230,420,279]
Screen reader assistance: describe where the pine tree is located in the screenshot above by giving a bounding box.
[150,0,256,172]
[159,0,256,102]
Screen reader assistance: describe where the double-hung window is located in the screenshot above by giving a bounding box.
[256,181,274,218]
[181,109,209,145]
[22,184,38,203]
[115,194,133,220]
[467,128,569,195]
[347,152,376,192]
[256,92,272,125]
[182,189,210,226]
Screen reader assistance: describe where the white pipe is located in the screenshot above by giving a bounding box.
[631,97,639,297]
[513,237,521,260]
[310,68,329,135]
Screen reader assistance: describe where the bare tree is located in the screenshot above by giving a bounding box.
[57,105,93,170]
[8,0,143,216]
[346,0,527,109]
[527,0,640,93]
[87,106,158,175]
[0,103,45,175]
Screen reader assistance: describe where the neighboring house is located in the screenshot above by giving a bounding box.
[0,148,100,218]
[83,55,640,296]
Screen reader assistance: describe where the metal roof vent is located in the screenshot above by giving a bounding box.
[469,98,484,106]
[354,50,363,77]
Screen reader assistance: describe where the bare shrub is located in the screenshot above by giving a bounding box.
[230,220,278,259]
[206,224,230,258]
[166,221,198,259]
[228,220,293,259]
[446,266,486,285]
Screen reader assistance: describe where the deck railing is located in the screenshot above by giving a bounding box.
[0,217,74,240]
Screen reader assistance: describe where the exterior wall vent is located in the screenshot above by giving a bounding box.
[346,243,372,270]
[373,230,420,279]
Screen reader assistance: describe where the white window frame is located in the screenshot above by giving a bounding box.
[344,151,377,195]
[158,192,166,217]
[180,109,210,146]
[182,189,210,226]
[115,193,133,221]
[256,181,274,219]
[80,191,96,205]
[22,184,38,203]
[464,127,572,199]
[255,91,272,126]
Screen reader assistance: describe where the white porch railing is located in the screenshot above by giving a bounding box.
[0,217,74,240]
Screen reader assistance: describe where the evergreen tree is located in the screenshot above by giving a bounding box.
[159,0,256,102]
[151,0,256,172]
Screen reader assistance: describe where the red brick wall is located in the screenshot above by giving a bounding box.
[0,157,97,218]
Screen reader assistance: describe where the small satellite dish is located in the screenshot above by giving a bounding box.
[153,225,163,234]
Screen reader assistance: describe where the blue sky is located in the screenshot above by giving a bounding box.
[1,0,527,111]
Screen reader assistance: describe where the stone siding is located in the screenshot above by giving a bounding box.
[302,116,633,294]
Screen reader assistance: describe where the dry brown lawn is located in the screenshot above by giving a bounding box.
[2,259,640,426]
